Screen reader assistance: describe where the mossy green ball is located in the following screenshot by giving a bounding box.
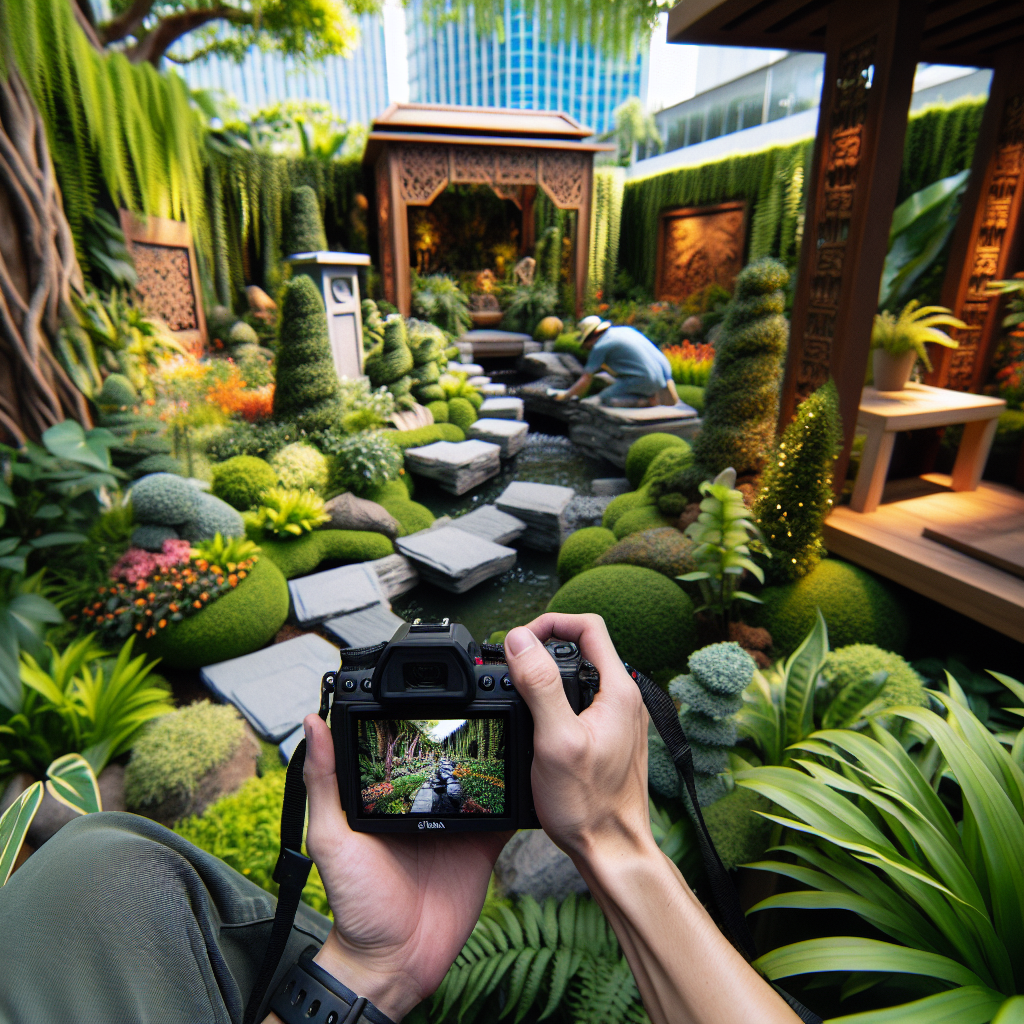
[426,400,449,423]
[556,527,617,582]
[256,529,394,579]
[211,456,278,510]
[601,486,654,531]
[613,505,675,540]
[379,498,435,536]
[703,787,772,870]
[819,644,927,711]
[754,558,908,656]
[676,385,705,413]
[141,555,289,669]
[546,565,698,674]
[448,396,477,433]
[625,433,689,489]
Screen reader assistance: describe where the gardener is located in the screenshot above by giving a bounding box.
[557,314,680,407]
[0,614,800,1024]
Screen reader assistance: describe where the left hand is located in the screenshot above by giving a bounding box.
[299,713,510,1021]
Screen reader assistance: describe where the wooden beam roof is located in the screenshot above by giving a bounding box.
[666,0,1024,67]
[369,103,594,140]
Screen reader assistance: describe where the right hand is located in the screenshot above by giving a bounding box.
[502,613,656,864]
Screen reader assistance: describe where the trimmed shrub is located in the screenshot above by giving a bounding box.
[487,630,508,644]
[228,321,259,347]
[131,453,184,478]
[131,524,179,552]
[625,433,688,489]
[97,372,137,409]
[613,505,675,540]
[272,275,340,431]
[754,379,841,583]
[142,555,289,669]
[676,385,705,413]
[125,701,246,814]
[601,485,654,531]
[130,472,198,526]
[448,396,477,433]
[379,498,435,536]
[556,527,617,582]
[703,787,772,870]
[416,384,446,404]
[753,558,908,656]
[284,185,327,255]
[426,400,449,423]
[270,442,330,493]
[180,491,245,542]
[365,314,414,388]
[643,444,695,516]
[211,456,278,510]
[366,478,415,503]
[256,529,394,579]
[546,565,698,674]
[465,390,483,411]
[324,432,403,498]
[595,527,698,578]
[390,423,466,449]
[818,644,928,713]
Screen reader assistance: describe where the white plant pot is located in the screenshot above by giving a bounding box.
[872,349,917,391]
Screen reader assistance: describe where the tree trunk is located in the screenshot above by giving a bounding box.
[0,67,91,444]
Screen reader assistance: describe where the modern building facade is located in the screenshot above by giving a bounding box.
[404,0,648,135]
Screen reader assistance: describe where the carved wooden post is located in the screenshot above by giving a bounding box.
[778,0,924,488]
[928,55,1024,393]
[520,185,536,256]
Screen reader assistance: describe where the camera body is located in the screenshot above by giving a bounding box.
[331,621,598,832]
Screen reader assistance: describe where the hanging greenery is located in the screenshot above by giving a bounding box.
[588,167,625,302]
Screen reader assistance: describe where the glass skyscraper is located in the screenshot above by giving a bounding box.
[405,0,648,135]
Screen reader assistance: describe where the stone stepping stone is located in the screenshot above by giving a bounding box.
[410,782,434,813]
[592,477,632,496]
[467,417,529,458]
[568,399,699,468]
[370,553,419,599]
[479,396,525,421]
[288,561,386,627]
[448,360,485,376]
[404,439,502,496]
[396,525,516,593]
[468,375,491,387]
[480,382,507,396]
[200,633,339,743]
[450,504,526,545]
[324,603,405,648]
[495,480,575,551]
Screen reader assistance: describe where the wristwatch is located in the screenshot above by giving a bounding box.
[268,948,398,1024]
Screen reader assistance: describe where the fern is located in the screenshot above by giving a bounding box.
[430,893,649,1024]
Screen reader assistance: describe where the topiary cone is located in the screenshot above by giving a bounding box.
[364,314,413,387]
[272,275,340,430]
[284,185,327,255]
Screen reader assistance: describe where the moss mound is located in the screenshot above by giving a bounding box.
[595,527,698,578]
[556,527,617,582]
[379,498,435,536]
[390,423,465,449]
[131,472,198,525]
[613,504,675,540]
[703,787,773,870]
[601,485,654,531]
[448,396,477,433]
[754,558,908,656]
[818,644,928,713]
[625,433,688,489]
[676,385,704,413]
[426,400,449,423]
[211,456,277,510]
[546,565,698,674]
[180,491,245,542]
[284,185,327,255]
[257,529,394,579]
[366,478,414,503]
[142,555,289,669]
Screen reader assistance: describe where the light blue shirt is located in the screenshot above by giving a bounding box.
[584,326,671,386]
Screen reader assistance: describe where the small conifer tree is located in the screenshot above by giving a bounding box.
[284,186,328,255]
[272,275,339,430]
[754,379,841,583]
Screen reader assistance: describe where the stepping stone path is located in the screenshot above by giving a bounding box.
[411,758,464,813]
[468,417,529,458]
[450,504,526,545]
[592,477,632,496]
[520,351,584,380]
[568,399,699,468]
[495,481,575,551]
[479,396,525,420]
[397,525,517,593]
[480,382,507,396]
[200,633,339,743]
[323,603,405,648]
[448,360,485,376]
[289,562,386,626]
[467,375,491,387]
[370,553,419,599]
[404,439,502,495]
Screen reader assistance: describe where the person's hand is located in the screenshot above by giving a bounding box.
[300,713,510,1021]
[502,614,655,866]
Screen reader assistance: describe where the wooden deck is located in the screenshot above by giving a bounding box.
[823,474,1024,642]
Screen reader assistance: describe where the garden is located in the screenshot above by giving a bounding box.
[1,1,1023,1022]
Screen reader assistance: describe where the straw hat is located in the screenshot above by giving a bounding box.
[577,315,611,345]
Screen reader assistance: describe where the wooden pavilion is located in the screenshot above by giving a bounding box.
[363,103,614,318]
[669,0,1024,640]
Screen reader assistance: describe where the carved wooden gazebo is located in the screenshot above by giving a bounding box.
[363,103,614,318]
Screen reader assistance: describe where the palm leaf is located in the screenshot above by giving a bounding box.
[0,781,43,886]
[828,985,1005,1024]
[45,753,101,815]
[784,609,829,746]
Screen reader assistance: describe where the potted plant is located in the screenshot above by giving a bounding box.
[870,300,965,391]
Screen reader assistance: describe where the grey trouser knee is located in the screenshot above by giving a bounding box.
[0,811,331,1024]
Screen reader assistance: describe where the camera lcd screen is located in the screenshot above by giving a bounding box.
[354,716,507,817]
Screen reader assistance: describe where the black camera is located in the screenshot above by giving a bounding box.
[330,620,599,832]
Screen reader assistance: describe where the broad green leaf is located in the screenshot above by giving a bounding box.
[828,985,1005,1024]
[992,996,1024,1024]
[784,609,829,747]
[28,532,89,549]
[42,420,110,471]
[0,781,43,886]
[46,753,101,815]
[988,671,1024,708]
[824,671,888,729]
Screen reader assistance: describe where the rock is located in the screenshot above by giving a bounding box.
[467,417,529,458]
[288,561,387,627]
[493,830,588,902]
[278,727,304,766]
[479,396,525,421]
[564,494,614,531]
[517,377,576,421]
[480,382,507,396]
[514,256,536,285]
[520,351,584,380]
[495,480,575,551]
[448,361,484,376]
[404,439,502,496]
[396,526,517,593]
[246,285,277,313]
[595,527,698,579]
[323,492,400,540]
[678,502,701,530]
[200,633,341,742]
[591,477,632,496]
[467,375,491,387]
[370,553,420,599]
[450,505,526,545]
[324,604,406,648]
[568,399,700,468]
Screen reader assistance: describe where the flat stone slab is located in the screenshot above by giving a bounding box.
[592,477,632,496]
[479,397,525,421]
[396,526,517,593]
[569,399,701,468]
[404,439,502,496]
[467,375,491,387]
[520,351,584,380]
[450,504,526,545]
[323,603,405,648]
[467,417,529,458]
[200,633,339,742]
[288,561,386,626]
[495,481,575,551]
[480,382,508,396]
[370,553,419,599]
[448,360,484,376]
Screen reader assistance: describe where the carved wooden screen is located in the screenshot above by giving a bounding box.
[654,201,747,302]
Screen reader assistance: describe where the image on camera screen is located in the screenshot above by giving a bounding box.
[355,716,506,816]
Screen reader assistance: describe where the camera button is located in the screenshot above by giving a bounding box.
[341,678,357,692]
[360,678,372,692]
[553,643,576,657]
[500,675,513,690]
[479,675,495,690]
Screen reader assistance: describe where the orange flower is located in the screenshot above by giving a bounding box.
[193,599,202,609]
[135,598,146,607]
[228,574,238,587]
[158,619,167,628]
[169,602,179,613]
[195,559,208,571]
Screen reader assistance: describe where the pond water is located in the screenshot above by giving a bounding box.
[391,431,614,643]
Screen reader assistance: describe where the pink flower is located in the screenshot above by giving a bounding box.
[110,539,191,583]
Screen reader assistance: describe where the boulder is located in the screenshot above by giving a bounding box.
[246,285,277,313]
[323,492,401,540]
[493,830,588,902]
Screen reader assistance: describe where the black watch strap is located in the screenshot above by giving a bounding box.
[268,948,398,1024]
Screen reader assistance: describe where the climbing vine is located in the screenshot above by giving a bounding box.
[588,166,625,301]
